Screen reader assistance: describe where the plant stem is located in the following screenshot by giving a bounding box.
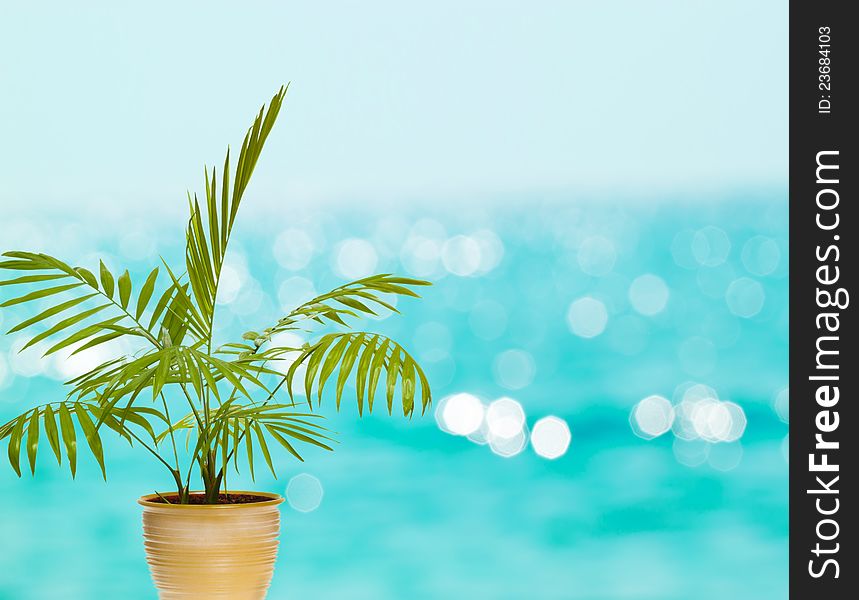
[159,393,181,471]
[220,373,293,470]
[122,426,179,481]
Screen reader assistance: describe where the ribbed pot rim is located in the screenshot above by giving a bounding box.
[138,490,284,509]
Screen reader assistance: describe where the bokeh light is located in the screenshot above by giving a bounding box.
[269,332,307,393]
[8,338,45,378]
[719,402,748,442]
[52,340,126,381]
[628,274,669,316]
[215,264,243,305]
[273,228,315,271]
[691,225,731,267]
[400,235,442,278]
[227,281,267,317]
[488,427,528,458]
[672,384,719,440]
[441,235,482,277]
[439,393,485,436]
[400,219,446,278]
[286,473,324,513]
[691,398,731,441]
[531,416,571,459]
[741,235,781,276]
[566,296,608,338]
[334,238,378,279]
[672,438,710,467]
[670,388,748,445]
[630,395,675,439]
[725,277,765,318]
[577,236,616,276]
[492,349,536,390]
[708,441,744,471]
[471,229,505,273]
[485,397,526,440]
[277,276,317,312]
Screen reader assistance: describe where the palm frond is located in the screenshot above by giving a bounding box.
[256,274,431,343]
[0,253,166,354]
[0,400,168,479]
[215,403,334,478]
[282,332,431,417]
[184,86,288,338]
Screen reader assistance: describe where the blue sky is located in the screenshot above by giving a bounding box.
[0,1,786,215]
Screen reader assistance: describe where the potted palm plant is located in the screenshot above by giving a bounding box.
[0,86,432,599]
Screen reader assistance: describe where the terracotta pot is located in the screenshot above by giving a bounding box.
[139,491,284,599]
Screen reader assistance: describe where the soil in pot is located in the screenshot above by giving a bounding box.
[151,493,274,505]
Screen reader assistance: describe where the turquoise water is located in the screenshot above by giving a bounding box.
[0,197,788,599]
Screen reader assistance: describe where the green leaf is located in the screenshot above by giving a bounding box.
[0,273,67,287]
[7,415,25,477]
[69,331,123,356]
[75,267,99,289]
[118,270,132,309]
[22,303,112,353]
[245,419,255,481]
[267,424,334,453]
[416,360,432,415]
[0,260,47,271]
[192,352,220,401]
[201,354,254,399]
[386,346,401,415]
[99,261,114,299]
[377,276,432,286]
[45,316,124,357]
[0,282,85,308]
[136,268,159,319]
[355,335,378,416]
[335,296,377,315]
[116,407,162,442]
[6,293,97,334]
[401,355,416,417]
[159,263,207,342]
[264,424,305,462]
[147,284,177,331]
[26,409,40,474]
[317,335,351,403]
[151,348,174,400]
[253,423,276,478]
[74,403,106,480]
[181,350,204,399]
[335,334,364,409]
[367,338,390,413]
[58,403,77,478]
[43,405,62,465]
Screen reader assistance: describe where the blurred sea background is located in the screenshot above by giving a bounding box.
[0,2,787,599]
